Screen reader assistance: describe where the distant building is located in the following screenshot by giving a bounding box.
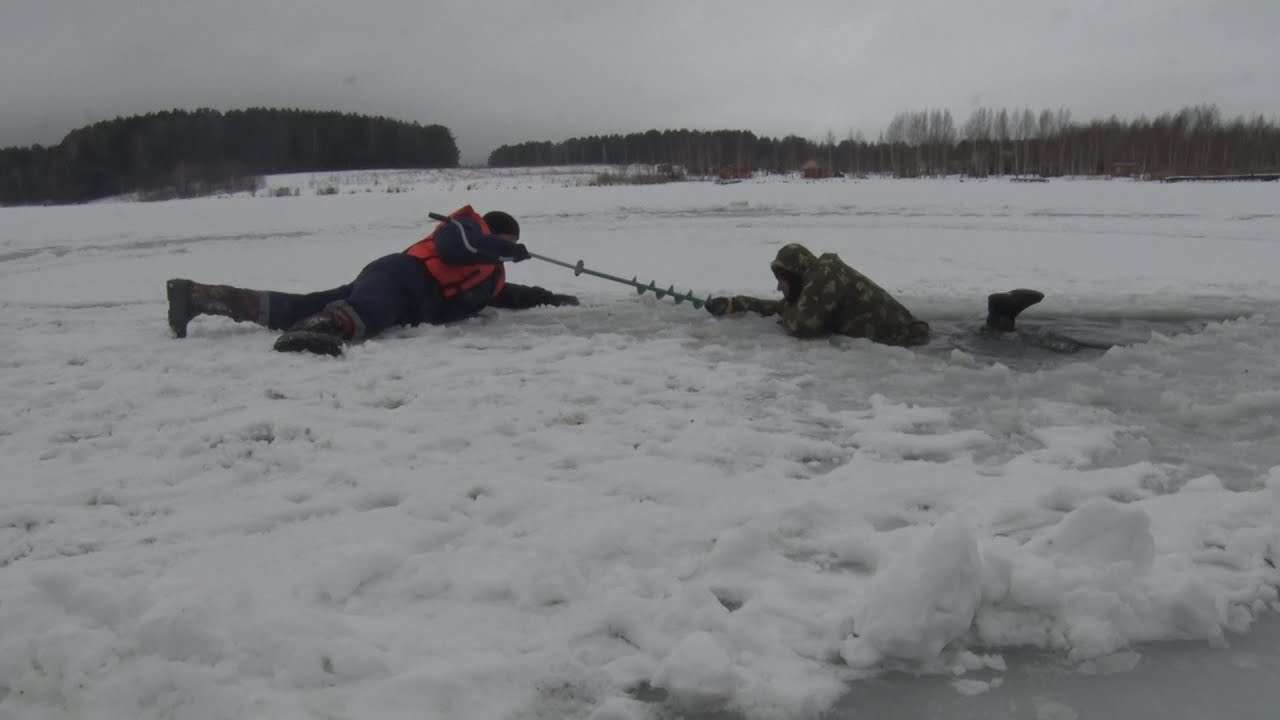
[1111,161,1140,178]
[718,163,752,180]
[801,160,831,179]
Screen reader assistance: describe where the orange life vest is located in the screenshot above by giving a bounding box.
[405,205,506,299]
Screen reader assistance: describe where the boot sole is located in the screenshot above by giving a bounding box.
[273,330,344,356]
[167,278,193,338]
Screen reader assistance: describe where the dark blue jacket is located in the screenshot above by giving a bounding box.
[416,215,559,323]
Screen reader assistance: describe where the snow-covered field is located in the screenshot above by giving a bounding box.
[1,167,1278,720]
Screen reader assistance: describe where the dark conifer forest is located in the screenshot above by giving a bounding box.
[0,108,458,205]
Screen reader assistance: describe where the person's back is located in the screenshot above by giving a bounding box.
[802,250,931,346]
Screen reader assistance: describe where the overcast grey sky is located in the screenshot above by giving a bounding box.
[3,0,1278,164]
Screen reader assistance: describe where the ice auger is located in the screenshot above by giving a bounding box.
[529,252,712,309]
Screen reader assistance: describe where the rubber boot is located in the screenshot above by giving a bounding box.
[985,288,1045,332]
[272,301,362,356]
[167,279,265,338]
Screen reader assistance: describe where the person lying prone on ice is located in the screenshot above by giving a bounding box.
[166,206,579,356]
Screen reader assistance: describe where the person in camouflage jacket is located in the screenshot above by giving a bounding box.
[704,243,932,347]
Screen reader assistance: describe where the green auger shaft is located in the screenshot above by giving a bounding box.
[529,252,712,309]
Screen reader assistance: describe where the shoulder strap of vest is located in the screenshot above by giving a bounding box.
[425,205,493,255]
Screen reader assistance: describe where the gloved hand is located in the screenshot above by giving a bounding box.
[704,297,732,316]
[550,293,580,306]
[507,243,531,262]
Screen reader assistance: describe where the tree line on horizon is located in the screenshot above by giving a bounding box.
[488,104,1280,179]
[0,108,459,205]
[4,104,1278,206]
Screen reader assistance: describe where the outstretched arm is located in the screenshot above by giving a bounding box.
[490,283,580,309]
[433,217,527,265]
[706,295,783,317]
[707,279,832,337]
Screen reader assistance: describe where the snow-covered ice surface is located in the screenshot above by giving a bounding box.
[1,168,1278,720]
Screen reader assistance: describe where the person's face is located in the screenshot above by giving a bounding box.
[774,269,802,303]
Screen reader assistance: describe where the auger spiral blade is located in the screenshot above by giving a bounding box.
[529,251,713,310]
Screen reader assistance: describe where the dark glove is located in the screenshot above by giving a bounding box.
[507,243,531,262]
[550,293,580,307]
[704,297,732,316]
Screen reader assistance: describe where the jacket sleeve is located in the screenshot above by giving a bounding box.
[489,282,559,309]
[727,295,783,316]
[433,217,520,265]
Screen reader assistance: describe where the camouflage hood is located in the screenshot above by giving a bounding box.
[770,243,818,278]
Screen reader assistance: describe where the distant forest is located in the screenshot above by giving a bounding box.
[0,108,458,205]
[489,104,1280,179]
[4,104,1278,206]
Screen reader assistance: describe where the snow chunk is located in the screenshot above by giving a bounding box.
[1030,498,1155,571]
[951,677,994,696]
[310,544,407,604]
[136,613,227,664]
[1028,424,1119,468]
[844,514,983,666]
[588,695,651,720]
[1033,697,1081,720]
[649,631,738,711]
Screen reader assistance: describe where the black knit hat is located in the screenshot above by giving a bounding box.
[483,211,520,238]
